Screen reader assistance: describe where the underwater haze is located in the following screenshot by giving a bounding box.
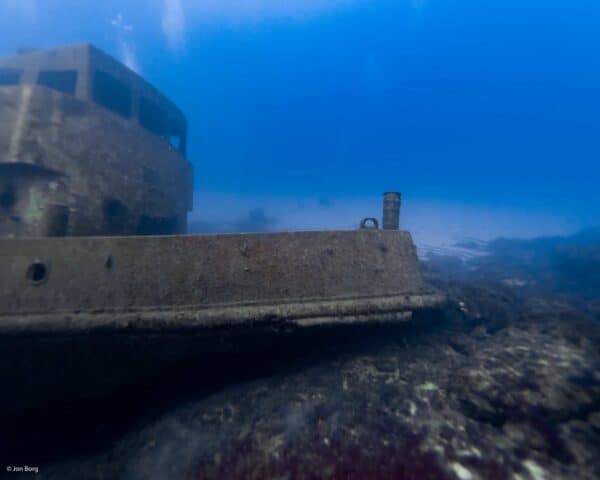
[1,0,599,250]
[3,3,600,479]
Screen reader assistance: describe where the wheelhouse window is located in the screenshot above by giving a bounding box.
[168,123,187,156]
[0,68,22,85]
[37,70,77,95]
[139,97,166,136]
[169,135,182,151]
[92,70,132,118]
[138,97,186,156]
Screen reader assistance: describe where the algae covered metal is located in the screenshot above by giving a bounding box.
[0,44,443,418]
[0,44,442,336]
[0,229,442,335]
[0,44,191,238]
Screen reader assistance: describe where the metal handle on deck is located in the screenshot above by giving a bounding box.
[360,218,379,230]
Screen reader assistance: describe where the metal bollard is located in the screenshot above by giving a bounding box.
[382,192,401,230]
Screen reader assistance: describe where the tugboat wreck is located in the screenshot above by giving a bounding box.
[0,45,443,414]
[0,43,443,335]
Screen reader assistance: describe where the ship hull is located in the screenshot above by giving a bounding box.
[0,230,441,333]
[0,230,443,415]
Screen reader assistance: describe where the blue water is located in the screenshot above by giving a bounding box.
[1,0,598,246]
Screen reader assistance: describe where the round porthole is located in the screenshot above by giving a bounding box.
[26,261,49,285]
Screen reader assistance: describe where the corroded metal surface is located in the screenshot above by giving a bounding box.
[0,230,443,335]
[0,44,192,238]
[0,45,440,335]
[383,191,401,230]
[0,229,443,417]
[0,46,446,429]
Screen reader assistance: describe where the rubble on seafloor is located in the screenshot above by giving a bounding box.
[35,269,599,480]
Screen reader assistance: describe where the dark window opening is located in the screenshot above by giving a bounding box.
[136,215,178,235]
[167,123,187,156]
[139,97,166,136]
[102,198,129,234]
[0,68,22,85]
[92,70,132,118]
[169,135,181,151]
[37,70,77,95]
[44,204,69,237]
[103,199,126,218]
[0,184,16,211]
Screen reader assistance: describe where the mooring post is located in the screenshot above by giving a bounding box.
[382,192,401,230]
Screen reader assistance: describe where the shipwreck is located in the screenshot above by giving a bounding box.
[0,44,443,416]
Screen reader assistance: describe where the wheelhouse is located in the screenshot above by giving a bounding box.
[0,44,187,156]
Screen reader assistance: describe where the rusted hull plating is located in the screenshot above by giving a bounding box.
[0,230,442,335]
